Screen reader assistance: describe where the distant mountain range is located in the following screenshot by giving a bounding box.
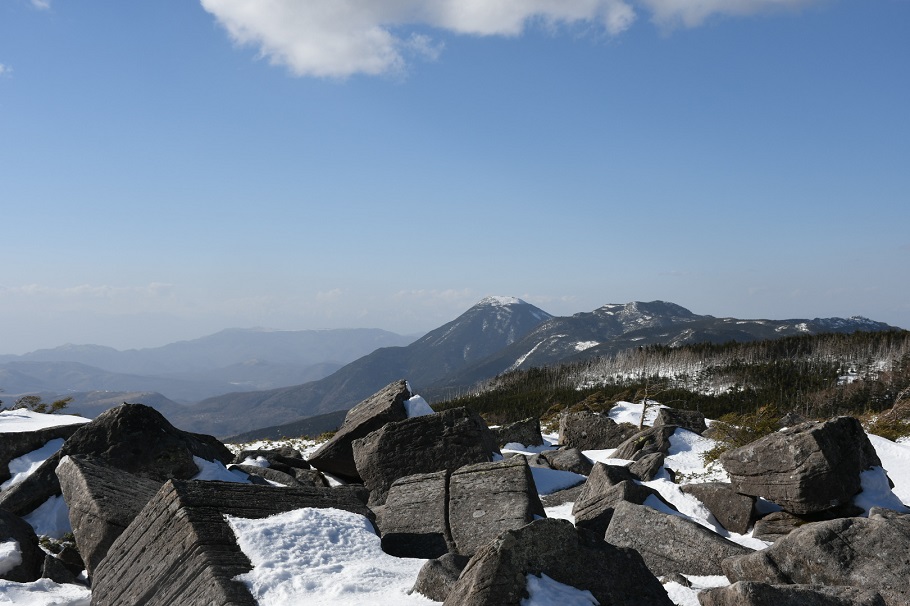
[0,328,415,403]
[1,298,898,440]
[176,298,897,440]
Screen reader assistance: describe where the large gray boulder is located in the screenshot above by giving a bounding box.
[376,470,450,558]
[443,518,673,606]
[722,510,910,606]
[604,500,753,577]
[720,416,881,514]
[750,503,864,543]
[56,455,163,577]
[352,407,497,505]
[307,380,411,480]
[628,451,665,481]
[698,582,886,606]
[0,403,233,518]
[680,482,756,535]
[611,425,677,462]
[534,448,593,476]
[492,417,543,447]
[411,553,470,602]
[0,508,43,583]
[655,407,707,435]
[448,457,545,556]
[0,421,83,484]
[574,479,670,536]
[91,479,374,606]
[559,411,637,450]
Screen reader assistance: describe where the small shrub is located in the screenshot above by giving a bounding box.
[702,404,782,465]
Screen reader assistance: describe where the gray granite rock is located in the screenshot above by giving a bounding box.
[352,407,497,505]
[604,500,752,577]
[655,408,707,435]
[91,480,374,606]
[56,454,163,577]
[680,482,756,535]
[0,451,65,516]
[411,553,470,602]
[698,582,886,606]
[443,518,673,606]
[559,411,637,450]
[229,464,305,487]
[628,451,665,481]
[377,470,450,559]
[492,418,543,447]
[0,422,83,484]
[722,512,910,606]
[307,380,411,480]
[0,508,43,583]
[448,457,545,556]
[538,448,593,476]
[573,478,670,536]
[720,416,881,514]
[611,425,678,462]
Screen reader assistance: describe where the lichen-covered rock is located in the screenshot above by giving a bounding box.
[720,416,881,514]
[411,553,470,602]
[443,518,673,606]
[56,455,163,576]
[698,582,886,606]
[537,448,593,476]
[448,457,545,556]
[91,480,374,606]
[680,482,756,535]
[307,380,411,480]
[559,411,637,450]
[628,452,665,481]
[573,478,669,536]
[352,407,497,505]
[722,511,910,606]
[604,500,752,577]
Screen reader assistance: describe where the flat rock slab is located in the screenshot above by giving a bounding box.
[443,518,673,606]
[56,455,163,576]
[538,448,593,476]
[720,416,881,514]
[698,582,886,606]
[448,457,545,556]
[91,479,374,606]
[722,511,910,606]
[573,478,669,536]
[352,407,497,506]
[307,380,411,480]
[655,408,707,435]
[611,425,678,462]
[377,470,450,559]
[604,500,752,577]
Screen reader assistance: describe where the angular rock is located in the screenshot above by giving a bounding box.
[1,403,233,518]
[559,411,637,450]
[0,508,43,583]
[698,582,886,606]
[611,425,678,462]
[723,512,910,606]
[604,500,752,577]
[0,422,83,484]
[448,457,545,556]
[573,478,670,536]
[655,408,707,435]
[680,482,756,535]
[492,418,543,447]
[56,455,163,577]
[629,452,665,481]
[233,448,311,476]
[720,416,881,514]
[352,407,497,505]
[444,518,673,606]
[307,380,411,480]
[539,483,586,509]
[377,470,450,559]
[411,553,470,602]
[751,511,808,542]
[91,479,373,606]
[41,553,80,585]
[228,464,305,487]
[538,448,593,476]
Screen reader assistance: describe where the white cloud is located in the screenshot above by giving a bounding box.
[30,0,51,9]
[200,0,821,78]
[199,0,637,78]
[0,64,10,77]
[637,0,823,29]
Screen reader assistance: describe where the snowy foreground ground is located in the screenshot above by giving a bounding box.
[2,402,909,606]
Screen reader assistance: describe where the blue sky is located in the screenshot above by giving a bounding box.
[1,0,908,354]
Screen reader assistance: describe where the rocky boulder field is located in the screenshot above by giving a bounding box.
[2,379,909,605]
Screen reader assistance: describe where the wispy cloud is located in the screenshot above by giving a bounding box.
[0,63,11,77]
[30,0,51,9]
[200,0,822,79]
[2,282,174,298]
